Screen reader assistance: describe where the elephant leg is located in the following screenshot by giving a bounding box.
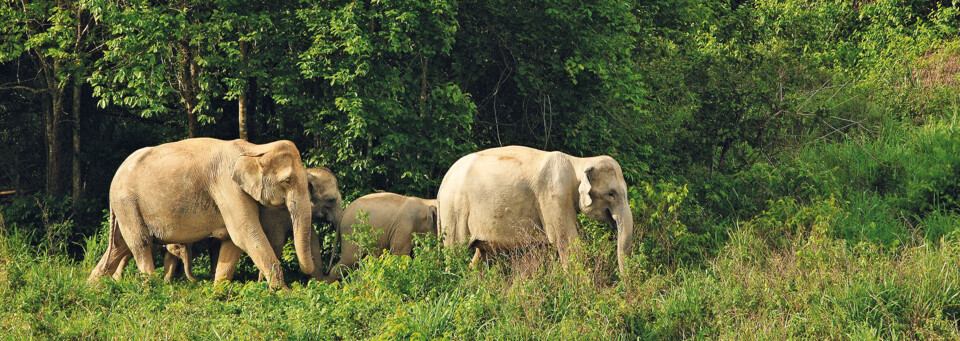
[258,222,288,282]
[163,251,179,282]
[206,240,221,280]
[112,253,132,281]
[127,240,156,276]
[213,240,243,283]
[88,211,132,283]
[325,234,360,282]
[540,207,580,268]
[220,201,287,289]
[233,235,286,289]
[389,232,414,256]
[324,260,348,283]
[470,247,487,267]
[113,202,156,277]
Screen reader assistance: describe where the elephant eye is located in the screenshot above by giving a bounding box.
[607,191,617,198]
[280,177,292,184]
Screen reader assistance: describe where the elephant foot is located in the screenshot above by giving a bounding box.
[469,248,487,268]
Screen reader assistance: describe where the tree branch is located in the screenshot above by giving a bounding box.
[0,85,45,94]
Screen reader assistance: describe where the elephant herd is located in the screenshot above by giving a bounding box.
[87,138,633,289]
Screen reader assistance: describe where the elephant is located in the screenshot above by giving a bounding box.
[112,243,196,282]
[88,138,319,289]
[247,167,343,282]
[112,238,219,282]
[161,244,196,281]
[436,145,634,274]
[113,168,343,283]
[325,193,438,281]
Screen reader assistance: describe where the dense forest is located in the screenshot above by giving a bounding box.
[1,0,959,338]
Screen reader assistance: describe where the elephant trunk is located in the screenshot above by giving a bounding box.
[613,205,634,275]
[327,203,344,230]
[289,192,316,276]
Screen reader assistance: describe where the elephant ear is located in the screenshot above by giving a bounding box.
[233,152,267,202]
[578,166,596,209]
[306,177,317,199]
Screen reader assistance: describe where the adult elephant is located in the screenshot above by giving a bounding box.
[326,193,438,282]
[247,167,343,281]
[88,138,318,288]
[114,168,344,282]
[121,167,342,282]
[436,146,634,274]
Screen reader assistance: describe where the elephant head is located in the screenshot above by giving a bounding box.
[306,167,343,227]
[233,140,317,275]
[576,156,634,274]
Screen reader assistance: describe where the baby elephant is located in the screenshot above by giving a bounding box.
[326,193,438,281]
[113,242,208,282]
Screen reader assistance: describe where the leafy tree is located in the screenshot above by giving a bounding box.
[87,0,219,138]
[202,0,302,141]
[450,0,651,181]
[297,0,476,196]
[0,0,95,198]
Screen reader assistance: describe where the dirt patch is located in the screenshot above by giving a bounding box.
[913,49,960,88]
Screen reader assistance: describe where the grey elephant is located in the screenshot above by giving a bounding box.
[325,193,438,282]
[116,168,344,283]
[436,145,634,274]
[88,138,320,288]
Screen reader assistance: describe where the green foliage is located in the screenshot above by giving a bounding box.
[0,195,86,255]
[343,209,382,262]
[629,181,708,268]
[3,0,960,338]
[4,204,960,339]
[298,0,476,196]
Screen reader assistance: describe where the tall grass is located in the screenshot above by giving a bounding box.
[3,87,960,340]
[1,205,959,339]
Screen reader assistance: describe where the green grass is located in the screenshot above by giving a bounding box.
[3,101,960,340]
[1,209,959,339]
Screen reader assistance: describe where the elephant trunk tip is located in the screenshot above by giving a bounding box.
[614,208,634,276]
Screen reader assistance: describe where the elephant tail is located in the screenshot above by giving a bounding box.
[87,207,122,283]
[110,208,118,234]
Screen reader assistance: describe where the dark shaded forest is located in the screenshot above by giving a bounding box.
[1,0,960,338]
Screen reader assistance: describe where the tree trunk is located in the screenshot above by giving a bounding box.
[238,89,248,140]
[185,100,198,138]
[187,56,199,138]
[238,40,249,140]
[179,41,199,138]
[41,58,65,197]
[420,55,428,117]
[71,76,82,203]
[41,83,54,195]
